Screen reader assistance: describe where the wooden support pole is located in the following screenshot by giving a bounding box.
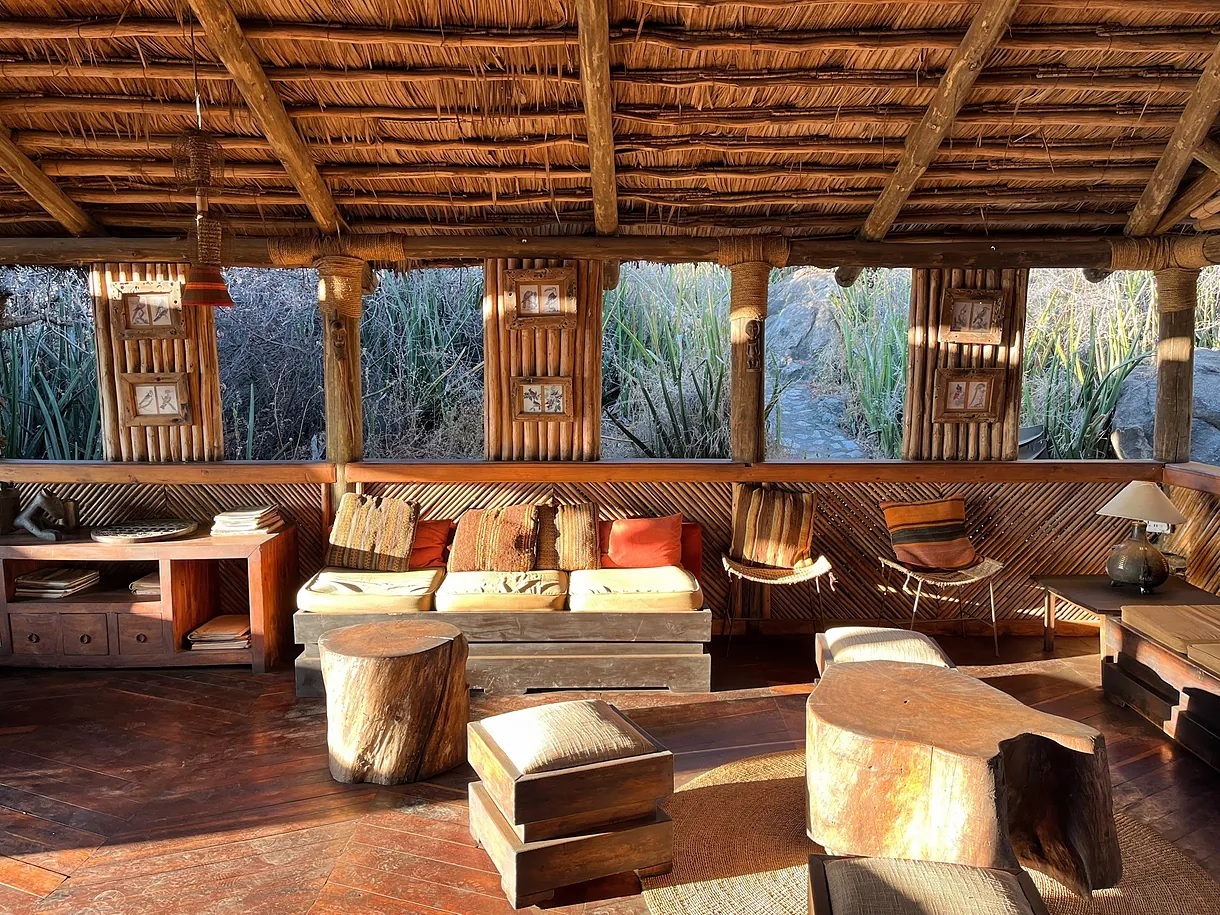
[187,0,344,235]
[1153,268,1198,463]
[317,256,367,503]
[726,260,771,464]
[574,0,618,236]
[835,0,1022,287]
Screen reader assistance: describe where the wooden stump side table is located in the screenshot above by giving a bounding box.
[319,619,468,785]
[805,661,1122,897]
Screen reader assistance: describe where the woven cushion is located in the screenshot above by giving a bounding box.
[297,568,444,613]
[1121,604,1220,653]
[733,486,816,569]
[479,699,654,775]
[1187,641,1220,677]
[880,496,977,572]
[449,504,539,573]
[326,493,419,572]
[435,570,567,612]
[568,566,703,612]
[817,626,953,672]
[556,502,601,571]
[823,858,1035,915]
[535,503,560,570]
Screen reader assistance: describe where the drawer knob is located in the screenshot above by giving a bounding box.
[136,633,148,643]
[26,633,39,643]
[79,634,91,644]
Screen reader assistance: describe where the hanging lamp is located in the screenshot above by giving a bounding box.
[175,26,234,307]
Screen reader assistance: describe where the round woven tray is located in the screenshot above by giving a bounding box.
[90,519,198,544]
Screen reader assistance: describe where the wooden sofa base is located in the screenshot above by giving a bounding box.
[1101,616,1220,771]
[293,609,713,697]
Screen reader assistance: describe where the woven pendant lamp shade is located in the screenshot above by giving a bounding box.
[182,264,234,308]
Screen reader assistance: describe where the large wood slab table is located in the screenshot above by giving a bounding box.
[805,660,1122,897]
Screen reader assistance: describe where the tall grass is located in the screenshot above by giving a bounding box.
[828,269,910,458]
[603,262,788,458]
[0,267,100,460]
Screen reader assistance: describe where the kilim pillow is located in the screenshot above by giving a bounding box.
[326,493,419,572]
[732,486,817,569]
[535,502,560,570]
[555,502,601,571]
[448,504,540,573]
[880,496,978,571]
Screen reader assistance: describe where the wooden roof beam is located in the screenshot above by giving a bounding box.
[835,0,1022,287]
[0,125,101,236]
[186,0,343,235]
[1126,43,1220,236]
[575,0,618,235]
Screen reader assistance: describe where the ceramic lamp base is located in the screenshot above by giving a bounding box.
[1107,521,1170,594]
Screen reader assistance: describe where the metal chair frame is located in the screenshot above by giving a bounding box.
[880,556,1001,656]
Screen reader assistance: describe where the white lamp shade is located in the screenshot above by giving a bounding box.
[1097,481,1187,525]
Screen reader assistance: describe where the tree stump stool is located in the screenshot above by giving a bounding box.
[319,619,468,785]
[806,661,1122,897]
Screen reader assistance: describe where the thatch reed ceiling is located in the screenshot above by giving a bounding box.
[0,0,1219,242]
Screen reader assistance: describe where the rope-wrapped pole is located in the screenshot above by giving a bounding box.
[1153,267,1198,464]
[317,255,373,503]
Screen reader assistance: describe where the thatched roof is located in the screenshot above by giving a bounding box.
[1,0,1219,243]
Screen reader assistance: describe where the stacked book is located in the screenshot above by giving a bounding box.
[211,505,284,537]
[187,615,251,651]
[15,567,100,599]
[128,572,161,597]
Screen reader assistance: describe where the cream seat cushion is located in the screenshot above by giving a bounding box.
[435,569,568,612]
[479,699,655,775]
[1187,641,1220,677]
[296,567,444,613]
[568,566,703,612]
[822,857,1036,915]
[816,626,953,674]
[1121,604,1220,653]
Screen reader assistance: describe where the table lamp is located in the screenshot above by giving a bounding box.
[1098,481,1187,594]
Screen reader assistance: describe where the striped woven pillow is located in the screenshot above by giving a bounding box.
[881,496,978,571]
[732,487,816,569]
[555,502,601,571]
[448,504,540,573]
[326,493,419,572]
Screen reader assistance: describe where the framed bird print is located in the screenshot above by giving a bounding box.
[511,376,573,421]
[119,372,191,426]
[504,267,577,330]
[111,280,185,339]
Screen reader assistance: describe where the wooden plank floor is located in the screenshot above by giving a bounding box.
[0,636,1217,914]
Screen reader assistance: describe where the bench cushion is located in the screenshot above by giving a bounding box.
[1186,641,1220,677]
[479,699,655,775]
[821,857,1038,915]
[297,567,444,613]
[568,566,703,612]
[1121,604,1220,653]
[435,569,568,612]
[816,626,953,673]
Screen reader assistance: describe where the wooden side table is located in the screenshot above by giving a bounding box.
[1033,574,1220,652]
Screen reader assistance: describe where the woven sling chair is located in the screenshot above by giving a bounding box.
[879,557,1003,656]
[722,486,834,653]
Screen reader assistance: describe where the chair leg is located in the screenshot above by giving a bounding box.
[910,579,924,630]
[988,580,999,657]
[815,577,826,633]
[725,576,738,658]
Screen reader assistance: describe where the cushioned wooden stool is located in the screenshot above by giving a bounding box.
[468,699,673,908]
[808,855,1050,915]
[815,625,953,674]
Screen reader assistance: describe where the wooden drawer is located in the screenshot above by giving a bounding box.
[10,613,61,655]
[62,614,109,657]
[117,613,166,655]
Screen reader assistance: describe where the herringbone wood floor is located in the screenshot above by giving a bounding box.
[0,637,1217,914]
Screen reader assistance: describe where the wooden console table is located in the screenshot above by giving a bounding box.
[0,527,297,672]
[1033,574,1220,652]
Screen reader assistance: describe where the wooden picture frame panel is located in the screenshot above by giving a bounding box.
[110,280,185,339]
[119,372,191,427]
[932,367,1006,423]
[939,287,1006,345]
[505,267,578,330]
[511,376,574,422]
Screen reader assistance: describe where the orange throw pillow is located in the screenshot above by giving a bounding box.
[599,514,684,569]
[409,520,453,570]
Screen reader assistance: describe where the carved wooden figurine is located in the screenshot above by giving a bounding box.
[14,489,68,541]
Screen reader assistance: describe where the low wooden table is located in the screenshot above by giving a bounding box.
[1034,574,1220,652]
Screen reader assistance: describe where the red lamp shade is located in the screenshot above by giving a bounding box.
[181,264,235,308]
